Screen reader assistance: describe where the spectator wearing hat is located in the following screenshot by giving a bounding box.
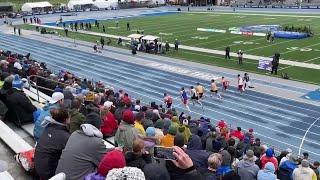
[278,154,299,180]
[84,149,126,180]
[144,127,156,154]
[161,125,177,147]
[34,91,64,141]
[177,119,191,144]
[260,148,278,171]
[69,98,86,133]
[125,139,152,170]
[56,123,109,180]
[245,128,254,144]
[236,149,259,180]
[257,162,277,180]
[101,101,118,138]
[292,159,317,180]
[154,119,165,144]
[186,135,210,172]
[134,112,146,136]
[6,74,36,125]
[115,109,139,152]
[106,167,145,180]
[34,109,70,180]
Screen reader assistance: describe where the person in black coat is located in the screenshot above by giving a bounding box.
[6,75,36,125]
[34,108,70,180]
[225,46,230,59]
[271,53,280,75]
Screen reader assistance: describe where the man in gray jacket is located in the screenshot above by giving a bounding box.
[236,149,260,180]
[55,123,111,180]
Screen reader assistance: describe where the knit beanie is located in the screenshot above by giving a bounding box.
[98,150,126,177]
[154,119,164,129]
[146,127,155,137]
[122,110,135,124]
[106,167,145,180]
[168,125,177,136]
[12,74,23,90]
[266,148,274,158]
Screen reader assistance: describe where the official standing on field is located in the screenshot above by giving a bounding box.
[225,46,231,59]
[271,53,280,75]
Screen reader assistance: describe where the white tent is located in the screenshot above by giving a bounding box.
[93,0,119,8]
[67,0,94,10]
[21,1,53,12]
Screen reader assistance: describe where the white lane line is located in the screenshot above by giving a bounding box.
[298,117,320,155]
[15,43,320,144]
[3,42,320,158]
[2,35,318,116]
[3,35,320,117]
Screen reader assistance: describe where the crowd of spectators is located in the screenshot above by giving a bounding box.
[0,49,319,180]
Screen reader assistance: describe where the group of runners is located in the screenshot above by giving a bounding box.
[163,73,253,112]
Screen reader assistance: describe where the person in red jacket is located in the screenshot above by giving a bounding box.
[230,127,244,141]
[101,101,118,139]
[260,148,278,171]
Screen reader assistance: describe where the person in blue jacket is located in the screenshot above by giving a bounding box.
[33,92,64,141]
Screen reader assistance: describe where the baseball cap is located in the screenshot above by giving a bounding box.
[249,128,253,132]
[49,92,64,104]
[103,101,114,109]
[13,62,22,70]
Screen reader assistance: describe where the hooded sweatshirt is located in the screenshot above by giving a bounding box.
[257,162,277,180]
[34,116,70,180]
[237,159,260,180]
[55,124,108,180]
[292,165,317,180]
[186,135,209,172]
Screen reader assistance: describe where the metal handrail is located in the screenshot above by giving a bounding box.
[26,75,70,103]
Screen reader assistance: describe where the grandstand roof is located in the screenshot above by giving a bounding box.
[21,2,53,12]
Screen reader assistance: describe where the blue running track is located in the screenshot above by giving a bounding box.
[0,33,319,161]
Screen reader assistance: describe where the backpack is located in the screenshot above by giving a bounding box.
[15,148,35,172]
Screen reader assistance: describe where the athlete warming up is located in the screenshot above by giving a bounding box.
[210,79,222,99]
[163,93,173,109]
[180,87,191,112]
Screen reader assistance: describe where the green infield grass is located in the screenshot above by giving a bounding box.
[16,12,320,84]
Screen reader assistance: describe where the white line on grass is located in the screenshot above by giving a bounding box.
[299,117,320,155]
[184,12,320,18]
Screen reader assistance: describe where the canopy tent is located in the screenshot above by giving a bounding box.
[93,0,119,8]
[142,35,159,41]
[128,34,144,39]
[67,0,94,10]
[21,2,53,12]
